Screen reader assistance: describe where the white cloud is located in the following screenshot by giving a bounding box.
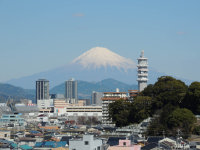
[73,13,85,17]
[176,31,185,35]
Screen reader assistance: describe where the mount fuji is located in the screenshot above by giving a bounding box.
[7,47,165,89]
[72,47,136,70]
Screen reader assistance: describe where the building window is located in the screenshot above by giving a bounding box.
[85,141,89,145]
[123,142,126,146]
[97,146,100,150]
[4,134,7,137]
[72,149,76,150]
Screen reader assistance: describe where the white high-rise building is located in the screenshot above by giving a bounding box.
[137,50,148,92]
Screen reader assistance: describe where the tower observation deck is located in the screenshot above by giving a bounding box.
[137,50,148,92]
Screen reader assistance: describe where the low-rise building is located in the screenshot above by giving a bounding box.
[37,99,54,109]
[0,130,11,140]
[69,134,103,150]
[54,99,102,119]
[16,137,36,147]
[0,112,25,127]
[107,139,141,150]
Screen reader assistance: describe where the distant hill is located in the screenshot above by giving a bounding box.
[0,83,35,102]
[50,78,138,99]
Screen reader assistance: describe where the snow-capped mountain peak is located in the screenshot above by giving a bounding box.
[72,47,136,70]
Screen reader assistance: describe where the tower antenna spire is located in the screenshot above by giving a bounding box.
[140,50,144,57]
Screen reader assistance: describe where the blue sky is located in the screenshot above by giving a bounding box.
[0,0,200,82]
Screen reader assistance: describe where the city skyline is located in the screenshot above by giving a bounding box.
[0,1,200,82]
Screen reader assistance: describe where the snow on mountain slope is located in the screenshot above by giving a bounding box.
[72,47,136,70]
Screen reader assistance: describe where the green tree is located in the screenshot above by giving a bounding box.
[146,116,167,136]
[182,82,200,114]
[159,103,177,126]
[193,125,200,135]
[153,76,187,108]
[167,108,196,138]
[140,84,154,97]
[129,96,152,123]
[108,99,131,127]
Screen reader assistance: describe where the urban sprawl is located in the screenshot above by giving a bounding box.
[0,51,199,150]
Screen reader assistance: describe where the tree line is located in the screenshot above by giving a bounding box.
[108,76,200,138]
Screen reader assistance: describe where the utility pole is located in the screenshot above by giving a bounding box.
[176,129,181,149]
[162,130,165,138]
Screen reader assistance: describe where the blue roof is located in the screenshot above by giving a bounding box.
[10,143,18,148]
[30,130,40,134]
[35,142,43,147]
[57,141,67,147]
[20,144,33,150]
[35,141,67,148]
[45,141,55,147]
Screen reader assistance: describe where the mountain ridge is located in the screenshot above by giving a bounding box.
[0,83,35,102]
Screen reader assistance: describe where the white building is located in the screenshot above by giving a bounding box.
[37,99,53,109]
[66,106,102,118]
[69,134,103,150]
[137,50,148,92]
[102,89,127,126]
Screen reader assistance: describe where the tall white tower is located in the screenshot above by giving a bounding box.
[137,50,148,92]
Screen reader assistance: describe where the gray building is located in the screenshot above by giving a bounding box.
[36,79,49,103]
[65,78,78,103]
[92,91,103,106]
[69,134,103,150]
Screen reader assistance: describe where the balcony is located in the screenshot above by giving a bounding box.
[137,78,148,81]
[138,69,148,72]
[138,74,148,77]
[137,65,148,67]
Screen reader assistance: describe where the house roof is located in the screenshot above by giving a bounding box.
[141,143,158,150]
[147,136,163,144]
[107,137,126,146]
[60,136,73,144]
[35,141,67,148]
[18,137,36,142]
[20,144,33,150]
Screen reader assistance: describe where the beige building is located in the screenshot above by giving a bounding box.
[54,99,102,119]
